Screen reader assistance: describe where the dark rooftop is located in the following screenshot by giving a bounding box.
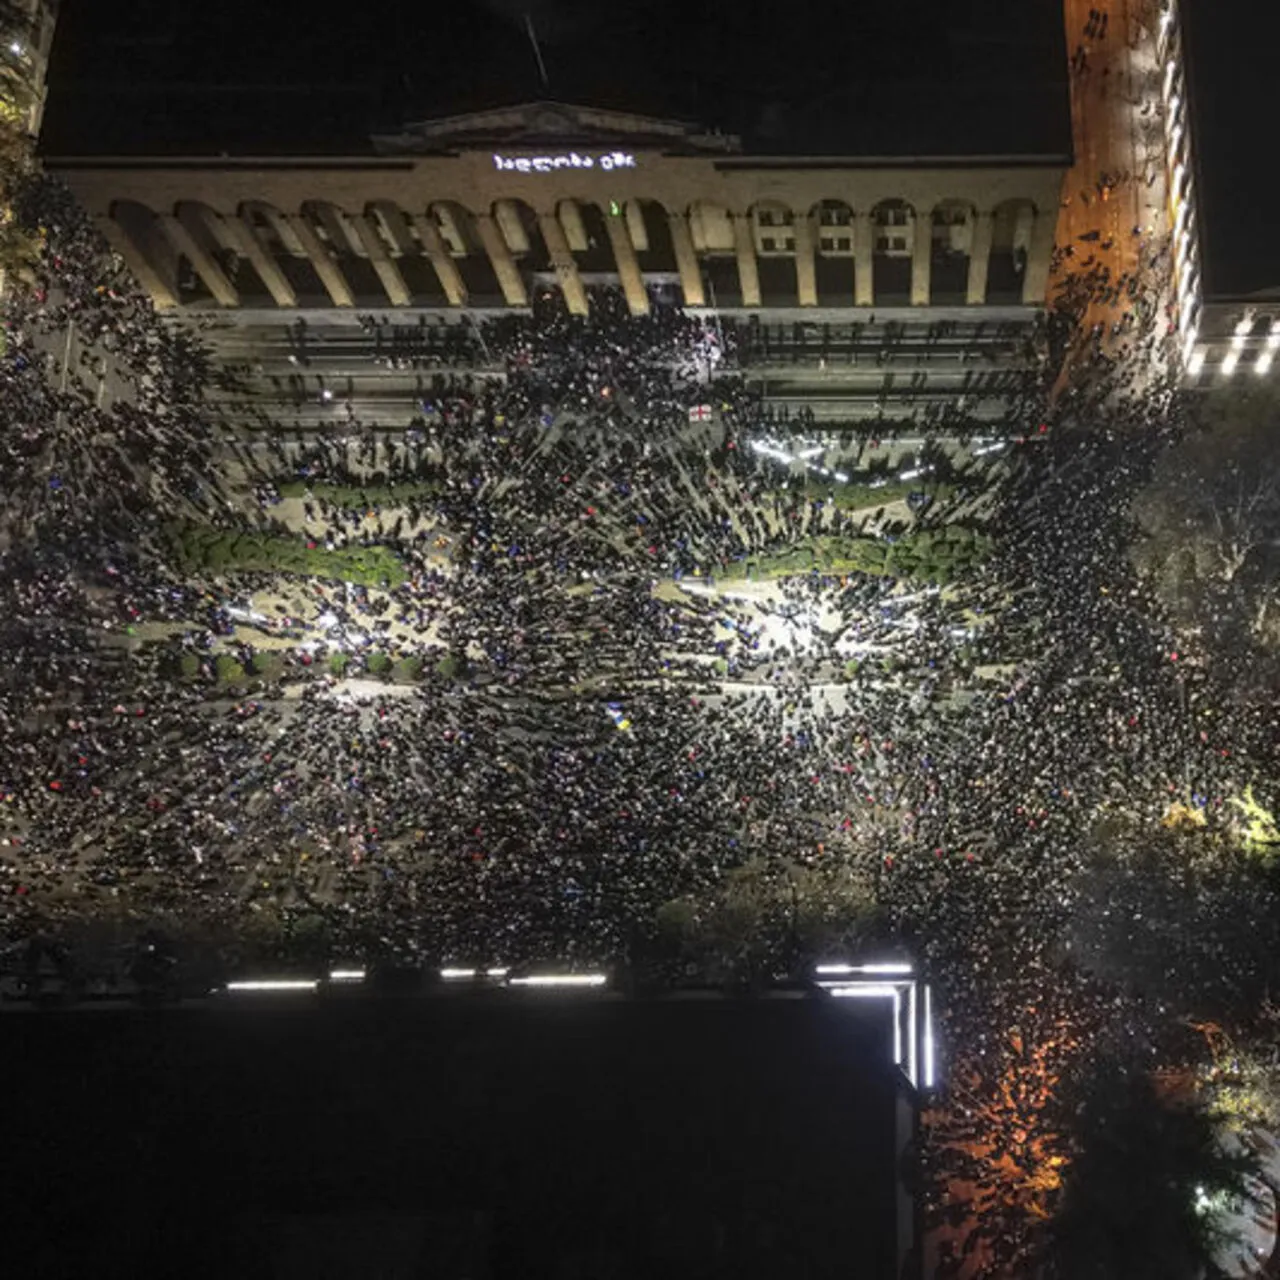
[4,995,905,1279]
[1181,0,1280,301]
[41,0,1070,161]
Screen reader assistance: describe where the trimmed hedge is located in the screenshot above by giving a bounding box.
[719,526,993,584]
[169,523,407,587]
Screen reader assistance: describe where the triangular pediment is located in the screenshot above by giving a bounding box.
[371,100,739,155]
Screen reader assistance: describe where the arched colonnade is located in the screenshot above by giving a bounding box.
[101,193,1049,314]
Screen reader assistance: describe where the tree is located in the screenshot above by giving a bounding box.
[1041,1061,1259,1280]
[1065,820,1280,1025]
[1132,387,1280,650]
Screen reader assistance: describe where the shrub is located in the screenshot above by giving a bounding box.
[393,656,423,683]
[251,651,285,681]
[366,652,391,675]
[328,652,349,676]
[214,654,246,684]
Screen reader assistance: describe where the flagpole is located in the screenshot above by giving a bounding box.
[525,14,550,90]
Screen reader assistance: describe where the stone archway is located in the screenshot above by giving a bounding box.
[929,199,976,305]
[812,199,856,306]
[988,198,1036,304]
[870,198,915,306]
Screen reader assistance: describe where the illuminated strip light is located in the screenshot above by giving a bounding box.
[908,980,919,1087]
[798,446,824,459]
[893,989,903,1065]
[1256,351,1273,375]
[329,968,366,982]
[486,967,510,978]
[1222,350,1240,377]
[923,985,936,1089]
[226,979,318,993]
[441,967,477,979]
[815,961,914,976]
[1164,60,1177,98]
[827,983,900,999]
[508,974,608,988]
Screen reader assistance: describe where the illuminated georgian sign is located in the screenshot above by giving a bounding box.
[493,151,637,174]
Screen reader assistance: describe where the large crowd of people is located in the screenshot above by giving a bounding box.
[0,170,1271,987]
[0,138,1275,1269]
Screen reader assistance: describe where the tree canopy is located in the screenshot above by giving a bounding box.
[1132,387,1280,651]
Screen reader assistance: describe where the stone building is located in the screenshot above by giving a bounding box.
[50,99,1065,319]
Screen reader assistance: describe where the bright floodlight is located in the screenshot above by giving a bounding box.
[441,967,477,979]
[485,967,510,977]
[1187,349,1206,378]
[329,968,365,982]
[828,984,899,999]
[814,963,856,975]
[1256,352,1273,376]
[509,974,607,988]
[1222,350,1240,378]
[226,979,318,993]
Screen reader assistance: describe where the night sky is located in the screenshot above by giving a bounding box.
[42,0,1069,158]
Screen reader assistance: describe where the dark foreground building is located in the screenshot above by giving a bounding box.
[1165,0,1280,378]
[5,992,916,1279]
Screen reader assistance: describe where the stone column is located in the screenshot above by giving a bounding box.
[793,213,818,307]
[475,213,528,307]
[96,213,179,310]
[854,211,875,306]
[409,214,467,306]
[284,213,355,308]
[222,215,298,308]
[966,211,994,306]
[156,213,239,308]
[350,214,412,307]
[537,210,589,316]
[1020,208,1058,305]
[603,207,649,316]
[910,213,932,306]
[731,213,761,308]
[667,211,704,307]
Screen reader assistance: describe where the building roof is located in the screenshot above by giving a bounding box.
[1181,0,1280,301]
[4,995,905,1279]
[41,0,1070,163]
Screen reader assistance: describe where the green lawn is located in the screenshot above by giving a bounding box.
[276,479,443,510]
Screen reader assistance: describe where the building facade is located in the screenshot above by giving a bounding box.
[50,101,1064,319]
